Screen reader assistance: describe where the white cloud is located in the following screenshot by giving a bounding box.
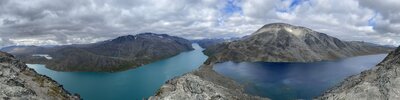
[0,0,399,47]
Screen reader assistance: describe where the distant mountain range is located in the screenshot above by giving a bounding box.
[1,33,194,72]
[204,23,394,63]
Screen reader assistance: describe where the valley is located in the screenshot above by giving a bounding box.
[1,1,399,100]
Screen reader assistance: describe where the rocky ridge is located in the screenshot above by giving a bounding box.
[0,51,79,99]
[318,46,400,100]
[150,64,268,100]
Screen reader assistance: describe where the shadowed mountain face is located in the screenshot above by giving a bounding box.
[1,33,194,72]
[318,46,400,100]
[0,51,79,99]
[204,23,394,63]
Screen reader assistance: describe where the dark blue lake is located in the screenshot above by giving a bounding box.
[213,54,387,100]
[26,44,207,100]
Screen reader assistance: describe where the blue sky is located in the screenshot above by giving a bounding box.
[223,0,243,15]
[276,0,306,12]
[0,0,399,47]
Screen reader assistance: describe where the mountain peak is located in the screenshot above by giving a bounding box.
[261,23,294,28]
[137,32,159,36]
[111,35,136,42]
[111,33,171,43]
[254,23,312,37]
[204,23,394,63]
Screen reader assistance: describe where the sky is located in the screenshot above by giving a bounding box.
[0,0,399,47]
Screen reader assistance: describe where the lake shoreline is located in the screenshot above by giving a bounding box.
[152,53,388,100]
[26,44,208,100]
[213,54,387,100]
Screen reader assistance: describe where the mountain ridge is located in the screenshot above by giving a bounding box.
[204,23,394,63]
[1,33,194,72]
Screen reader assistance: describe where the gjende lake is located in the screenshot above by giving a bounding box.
[213,54,387,100]
[27,44,207,100]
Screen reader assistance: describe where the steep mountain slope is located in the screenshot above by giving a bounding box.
[318,46,400,100]
[204,23,393,63]
[0,51,79,99]
[1,33,194,72]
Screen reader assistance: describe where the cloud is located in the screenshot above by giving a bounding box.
[0,0,399,47]
[358,0,400,33]
[0,0,228,46]
[357,0,400,45]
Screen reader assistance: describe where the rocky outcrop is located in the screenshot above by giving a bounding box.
[150,64,268,100]
[318,46,400,100]
[204,23,394,63]
[0,51,79,99]
[1,33,194,72]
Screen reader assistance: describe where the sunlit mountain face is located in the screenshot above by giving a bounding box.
[0,0,399,48]
[0,0,399,100]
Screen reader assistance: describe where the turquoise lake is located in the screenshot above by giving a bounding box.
[27,44,208,100]
[213,54,387,100]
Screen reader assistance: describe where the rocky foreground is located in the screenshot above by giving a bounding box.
[204,23,393,63]
[0,51,79,99]
[150,64,268,100]
[318,46,400,100]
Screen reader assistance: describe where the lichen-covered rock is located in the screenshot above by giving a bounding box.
[150,65,268,100]
[318,46,400,100]
[0,51,79,100]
